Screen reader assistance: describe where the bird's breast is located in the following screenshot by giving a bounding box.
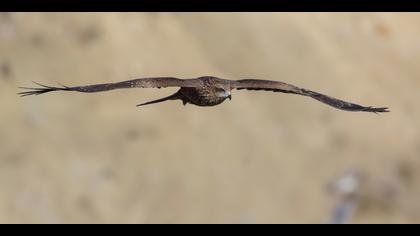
[179,87,226,107]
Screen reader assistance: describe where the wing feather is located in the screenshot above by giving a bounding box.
[18,77,202,97]
[232,79,389,113]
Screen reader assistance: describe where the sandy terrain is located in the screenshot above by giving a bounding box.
[1,13,420,223]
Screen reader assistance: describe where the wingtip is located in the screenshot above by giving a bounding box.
[18,81,71,97]
[364,106,390,113]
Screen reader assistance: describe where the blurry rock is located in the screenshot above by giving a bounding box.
[327,170,363,224]
[327,169,403,223]
[78,25,101,46]
[1,62,11,80]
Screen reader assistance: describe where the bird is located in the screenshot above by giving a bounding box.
[18,76,389,113]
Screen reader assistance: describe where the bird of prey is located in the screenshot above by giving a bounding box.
[18,76,389,113]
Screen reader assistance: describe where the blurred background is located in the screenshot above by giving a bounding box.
[1,12,419,223]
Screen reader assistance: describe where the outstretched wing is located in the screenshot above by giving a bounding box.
[18,77,202,97]
[232,79,389,113]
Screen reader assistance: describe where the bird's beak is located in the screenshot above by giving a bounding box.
[228,95,232,100]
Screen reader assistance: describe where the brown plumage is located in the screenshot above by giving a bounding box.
[18,76,389,113]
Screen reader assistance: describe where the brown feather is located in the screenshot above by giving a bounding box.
[18,77,202,96]
[232,79,389,113]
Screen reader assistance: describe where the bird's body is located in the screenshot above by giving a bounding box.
[175,77,233,106]
[18,76,389,113]
[178,87,228,106]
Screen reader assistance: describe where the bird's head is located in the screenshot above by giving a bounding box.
[216,88,232,101]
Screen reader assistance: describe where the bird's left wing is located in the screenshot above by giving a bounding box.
[231,79,389,113]
[18,77,202,97]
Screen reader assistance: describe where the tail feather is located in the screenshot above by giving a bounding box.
[136,91,181,107]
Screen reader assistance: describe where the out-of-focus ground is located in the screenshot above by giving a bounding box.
[1,13,420,223]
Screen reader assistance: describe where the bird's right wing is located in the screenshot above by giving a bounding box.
[18,77,202,97]
[232,79,389,113]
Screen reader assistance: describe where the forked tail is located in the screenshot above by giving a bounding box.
[136,91,181,107]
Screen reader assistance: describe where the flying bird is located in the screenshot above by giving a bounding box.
[18,76,389,113]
